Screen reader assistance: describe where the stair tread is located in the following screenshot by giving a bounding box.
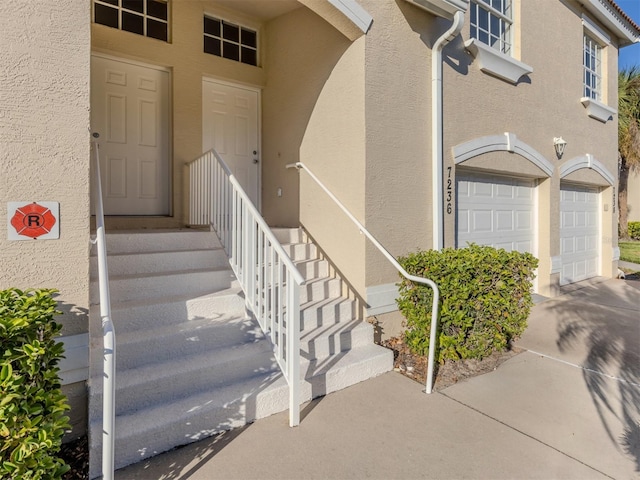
[94,286,245,313]
[91,246,225,258]
[91,337,275,394]
[94,265,233,281]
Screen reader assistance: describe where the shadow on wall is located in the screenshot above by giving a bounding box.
[552,279,640,472]
[54,298,89,442]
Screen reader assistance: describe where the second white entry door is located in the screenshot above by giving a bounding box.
[202,79,260,207]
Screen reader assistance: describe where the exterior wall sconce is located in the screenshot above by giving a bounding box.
[554,137,567,159]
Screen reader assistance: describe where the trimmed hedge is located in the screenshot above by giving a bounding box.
[397,244,538,362]
[0,288,70,479]
[629,222,640,240]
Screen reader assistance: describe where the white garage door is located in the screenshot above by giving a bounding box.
[560,184,600,285]
[457,173,536,254]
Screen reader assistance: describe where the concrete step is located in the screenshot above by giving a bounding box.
[90,248,229,278]
[89,337,278,418]
[271,228,303,244]
[113,315,262,370]
[301,296,356,330]
[89,288,247,335]
[299,276,342,304]
[295,258,329,281]
[282,242,317,262]
[96,229,221,255]
[300,320,373,361]
[90,267,238,304]
[89,342,392,476]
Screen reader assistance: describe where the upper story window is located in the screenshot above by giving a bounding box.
[583,34,602,101]
[579,15,616,123]
[204,16,258,66]
[470,0,513,55]
[93,0,169,42]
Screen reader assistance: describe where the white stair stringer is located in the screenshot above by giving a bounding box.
[89,228,392,477]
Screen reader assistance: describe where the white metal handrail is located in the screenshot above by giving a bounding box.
[286,162,441,394]
[90,139,116,479]
[188,150,305,426]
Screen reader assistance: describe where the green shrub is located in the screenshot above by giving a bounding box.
[629,222,640,240]
[397,244,538,362]
[0,288,70,479]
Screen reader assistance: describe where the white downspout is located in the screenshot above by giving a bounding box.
[432,10,465,250]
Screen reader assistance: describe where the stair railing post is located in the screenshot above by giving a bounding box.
[288,278,301,427]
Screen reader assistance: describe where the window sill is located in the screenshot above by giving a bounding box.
[580,97,617,123]
[464,38,533,85]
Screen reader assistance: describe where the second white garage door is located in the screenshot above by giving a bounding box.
[560,183,600,285]
[456,173,536,254]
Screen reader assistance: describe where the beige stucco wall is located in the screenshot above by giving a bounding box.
[0,0,91,439]
[92,1,267,228]
[363,1,437,288]
[628,170,640,223]
[442,0,619,295]
[0,0,91,336]
[262,6,367,293]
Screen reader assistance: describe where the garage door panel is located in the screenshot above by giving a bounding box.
[560,184,600,285]
[472,210,493,232]
[496,211,513,231]
[516,211,532,230]
[473,182,493,196]
[456,174,536,255]
[496,184,514,198]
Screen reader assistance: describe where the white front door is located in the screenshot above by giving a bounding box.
[202,79,260,207]
[456,173,536,254]
[560,183,600,285]
[91,55,170,215]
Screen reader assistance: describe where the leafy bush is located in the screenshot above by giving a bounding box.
[397,244,538,362]
[0,288,70,479]
[628,222,640,240]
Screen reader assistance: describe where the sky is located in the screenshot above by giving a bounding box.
[616,0,640,71]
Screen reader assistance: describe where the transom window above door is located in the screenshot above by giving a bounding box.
[204,16,258,66]
[470,0,513,55]
[93,0,169,42]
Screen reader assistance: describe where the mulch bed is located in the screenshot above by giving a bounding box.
[380,336,522,391]
[60,435,89,479]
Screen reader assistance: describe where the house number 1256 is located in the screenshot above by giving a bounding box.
[446,166,453,215]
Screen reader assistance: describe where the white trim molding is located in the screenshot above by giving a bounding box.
[582,14,611,45]
[551,256,562,275]
[453,132,553,177]
[58,333,89,385]
[366,283,400,316]
[327,0,373,34]
[613,246,620,261]
[580,97,617,123]
[464,38,533,84]
[581,0,640,47]
[559,154,615,185]
[403,0,469,19]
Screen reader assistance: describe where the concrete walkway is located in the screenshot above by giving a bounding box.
[115,277,639,480]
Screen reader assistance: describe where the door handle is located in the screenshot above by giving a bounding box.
[253,158,259,164]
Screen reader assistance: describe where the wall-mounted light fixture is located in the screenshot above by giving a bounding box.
[553,137,567,159]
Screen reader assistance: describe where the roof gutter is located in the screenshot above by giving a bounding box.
[431,10,465,250]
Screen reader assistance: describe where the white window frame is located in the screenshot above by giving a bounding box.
[203,15,259,67]
[583,33,602,101]
[93,0,169,42]
[580,14,616,123]
[470,0,513,55]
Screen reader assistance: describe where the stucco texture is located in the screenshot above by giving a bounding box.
[0,0,91,336]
